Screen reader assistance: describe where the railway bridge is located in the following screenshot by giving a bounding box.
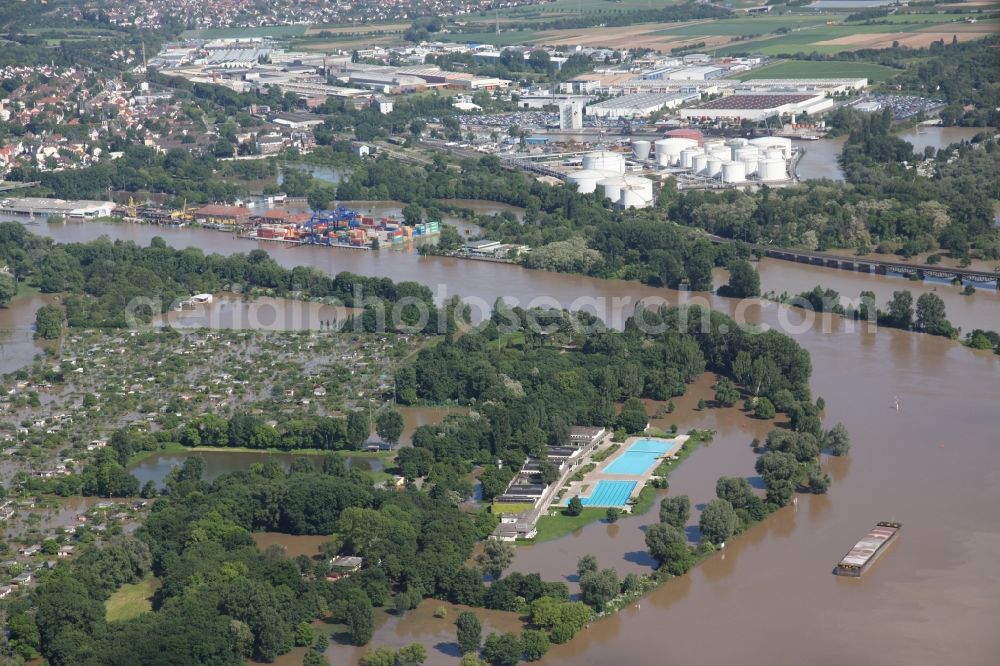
[708,235,1000,288]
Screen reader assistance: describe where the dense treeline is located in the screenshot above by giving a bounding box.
[398,303,817,500]
[0,223,453,332]
[667,127,999,259]
[15,454,575,664]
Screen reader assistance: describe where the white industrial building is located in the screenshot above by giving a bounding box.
[665,66,724,81]
[680,93,833,121]
[0,197,115,220]
[586,92,696,119]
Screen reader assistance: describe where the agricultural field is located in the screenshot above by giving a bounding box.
[434,29,552,47]
[179,25,308,39]
[735,60,900,81]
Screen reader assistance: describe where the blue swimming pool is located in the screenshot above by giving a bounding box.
[603,438,674,475]
[568,480,637,507]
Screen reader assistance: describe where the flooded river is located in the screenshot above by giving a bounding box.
[7,213,1000,665]
[794,125,988,182]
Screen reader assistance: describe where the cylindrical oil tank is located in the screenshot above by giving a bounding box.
[734,146,759,162]
[727,138,749,150]
[703,138,726,153]
[741,156,759,175]
[620,185,652,209]
[692,154,709,175]
[709,148,731,162]
[622,174,654,200]
[765,148,784,160]
[758,157,787,182]
[722,160,747,184]
[679,148,702,169]
[566,169,607,193]
[749,136,792,159]
[583,150,625,174]
[655,137,698,166]
[632,140,651,161]
[597,176,626,202]
[706,157,723,177]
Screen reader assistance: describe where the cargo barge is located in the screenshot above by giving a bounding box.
[834,521,901,577]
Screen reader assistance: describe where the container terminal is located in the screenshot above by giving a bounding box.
[834,522,901,577]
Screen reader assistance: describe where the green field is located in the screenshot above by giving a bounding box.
[654,15,829,37]
[436,30,550,46]
[106,576,160,623]
[736,60,900,81]
[180,25,308,39]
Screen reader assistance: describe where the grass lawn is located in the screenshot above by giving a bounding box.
[736,60,900,81]
[527,507,607,544]
[106,576,160,623]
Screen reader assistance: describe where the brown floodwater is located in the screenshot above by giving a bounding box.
[128,449,384,489]
[8,220,1000,665]
[0,291,57,374]
[151,294,361,331]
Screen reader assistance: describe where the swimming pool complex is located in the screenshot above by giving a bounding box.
[568,480,637,507]
[603,438,674,475]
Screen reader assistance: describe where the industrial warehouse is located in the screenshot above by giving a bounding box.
[679,93,834,121]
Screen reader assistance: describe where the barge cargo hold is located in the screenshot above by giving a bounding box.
[834,521,901,577]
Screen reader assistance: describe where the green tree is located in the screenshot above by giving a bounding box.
[34,303,64,339]
[714,377,739,407]
[476,538,514,579]
[753,397,776,419]
[303,651,331,666]
[346,409,370,449]
[0,273,16,307]
[375,408,404,446]
[605,507,621,523]
[659,495,690,529]
[398,643,427,666]
[455,611,482,655]
[521,629,550,662]
[565,496,583,517]
[579,568,619,610]
[644,522,694,575]
[576,554,598,578]
[345,589,374,645]
[360,646,397,666]
[723,259,760,298]
[699,498,739,545]
[482,632,522,666]
[823,423,851,456]
[915,292,954,337]
[883,290,914,329]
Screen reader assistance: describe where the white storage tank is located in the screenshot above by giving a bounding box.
[620,184,653,209]
[655,137,698,166]
[758,157,787,182]
[692,154,710,175]
[722,160,747,184]
[765,148,784,160]
[703,138,726,152]
[598,176,626,202]
[706,157,724,178]
[749,136,792,159]
[727,138,749,149]
[622,174,654,200]
[710,148,732,162]
[567,169,610,194]
[734,146,759,162]
[583,150,625,174]
[632,140,651,161]
[679,148,702,169]
[741,157,759,175]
